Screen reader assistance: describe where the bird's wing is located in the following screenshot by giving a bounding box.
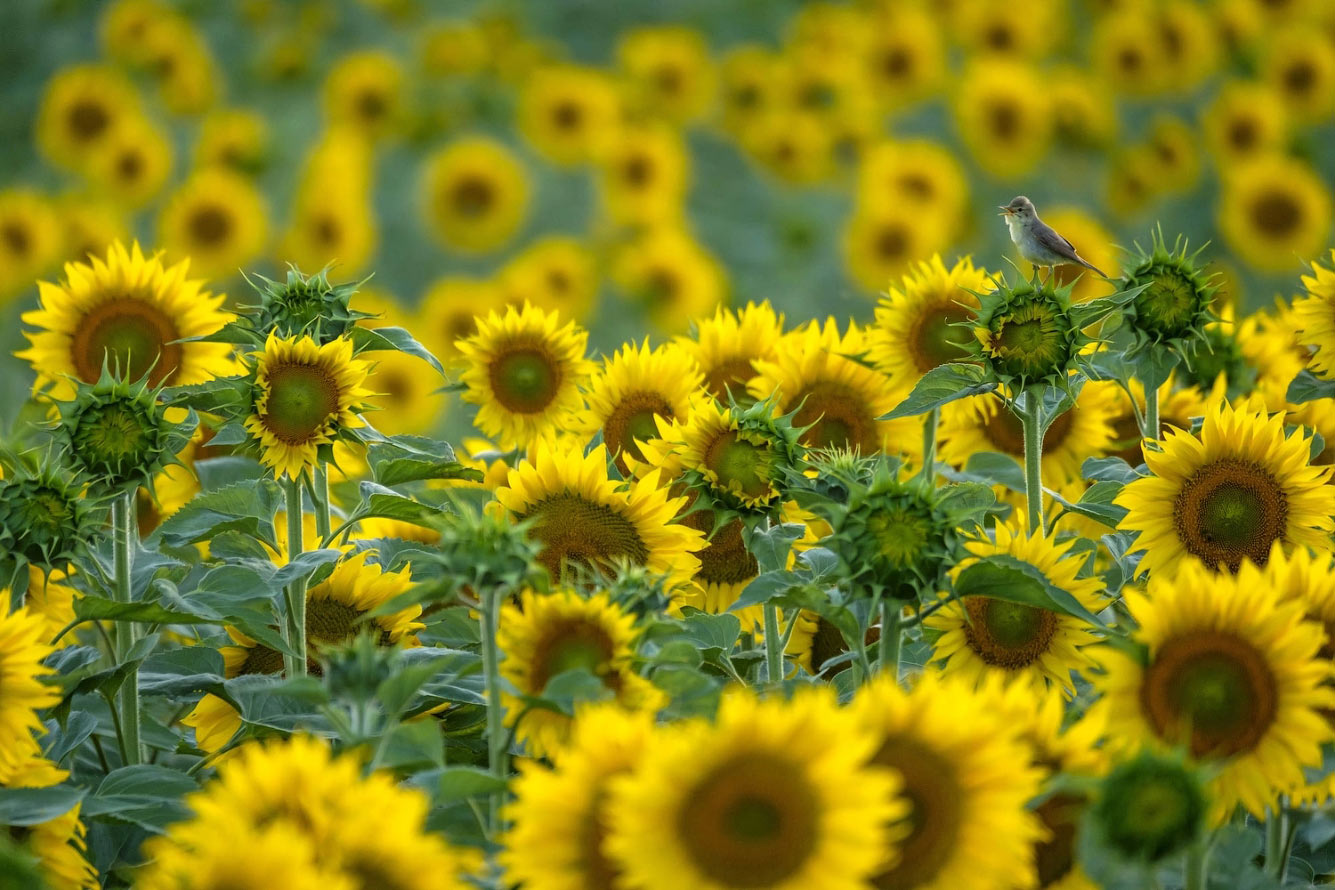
[1033,223,1082,262]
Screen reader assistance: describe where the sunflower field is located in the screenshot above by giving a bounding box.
[8,0,1335,887]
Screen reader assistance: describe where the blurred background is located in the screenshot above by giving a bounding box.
[1,0,1333,441]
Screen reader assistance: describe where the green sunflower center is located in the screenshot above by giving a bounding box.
[910,303,973,372]
[1141,630,1278,758]
[603,391,671,465]
[72,298,183,386]
[678,754,818,887]
[1094,756,1205,861]
[704,431,774,503]
[1174,458,1287,572]
[985,299,1070,381]
[871,736,962,889]
[489,347,560,414]
[530,619,616,689]
[263,363,341,444]
[963,597,1058,668]
[866,508,932,568]
[525,493,652,580]
[75,402,153,478]
[1135,266,1201,337]
[792,381,877,453]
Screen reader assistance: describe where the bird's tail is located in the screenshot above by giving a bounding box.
[1079,258,1107,278]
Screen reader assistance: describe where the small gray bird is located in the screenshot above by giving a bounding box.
[999,196,1106,281]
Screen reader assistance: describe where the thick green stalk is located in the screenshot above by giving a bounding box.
[312,465,332,544]
[479,586,507,835]
[918,407,940,483]
[878,600,902,681]
[283,477,308,678]
[1265,808,1290,879]
[1184,842,1209,890]
[112,493,142,765]
[1142,382,1160,445]
[763,605,783,685]
[1020,389,1045,534]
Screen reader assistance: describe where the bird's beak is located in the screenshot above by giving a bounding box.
[998,206,1011,216]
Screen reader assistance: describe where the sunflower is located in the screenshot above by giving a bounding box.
[84,116,172,209]
[867,254,992,390]
[1261,26,1335,123]
[35,64,142,170]
[19,240,234,398]
[1048,66,1118,150]
[1100,376,1210,468]
[421,136,530,253]
[498,589,662,757]
[781,51,879,163]
[675,395,795,511]
[612,226,727,334]
[1218,155,1332,275]
[1116,400,1335,576]
[750,319,919,458]
[493,440,704,586]
[717,46,782,135]
[417,275,511,367]
[243,332,373,480]
[57,196,126,269]
[420,20,489,76]
[951,0,1061,58]
[194,108,269,173]
[185,552,420,752]
[862,6,945,110]
[501,237,599,323]
[1200,81,1288,165]
[22,567,80,648]
[1156,0,1220,89]
[1293,250,1335,378]
[843,206,952,293]
[139,821,346,890]
[502,704,653,890]
[606,688,905,890]
[597,122,690,228]
[365,348,446,437]
[0,756,98,890]
[0,189,63,299]
[938,385,1118,487]
[952,59,1052,180]
[1031,209,1118,303]
[1103,147,1158,218]
[1090,11,1169,95]
[856,140,969,242]
[1093,556,1335,820]
[279,188,377,279]
[157,168,269,281]
[739,111,836,186]
[517,65,622,166]
[926,522,1107,693]
[1142,116,1201,195]
[617,26,715,124]
[851,672,1045,890]
[456,302,592,446]
[0,607,59,774]
[578,340,703,471]
[677,301,786,402]
[323,50,405,141]
[140,16,218,114]
[99,0,165,66]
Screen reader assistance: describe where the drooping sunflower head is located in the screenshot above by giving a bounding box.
[0,465,96,570]
[242,332,372,480]
[869,253,992,388]
[1087,751,1208,864]
[971,276,1081,390]
[676,301,786,403]
[1120,226,1219,353]
[55,369,194,493]
[674,394,803,514]
[1116,399,1335,577]
[18,240,235,400]
[577,339,703,472]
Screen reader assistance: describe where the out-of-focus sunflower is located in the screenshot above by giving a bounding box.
[612,226,726,334]
[939,385,1118,487]
[502,705,653,890]
[1294,250,1335,378]
[498,589,662,758]
[99,0,165,66]
[1218,155,1332,274]
[243,332,372,480]
[577,339,702,471]
[139,15,219,114]
[751,319,919,458]
[0,756,98,890]
[1156,0,1221,90]
[740,111,836,186]
[420,20,489,77]
[421,137,530,254]
[843,206,951,293]
[1261,26,1335,123]
[365,349,446,437]
[517,65,622,167]
[85,116,173,208]
[868,254,990,390]
[0,607,59,774]
[1104,146,1159,218]
[323,50,405,141]
[21,567,80,649]
[677,301,786,402]
[1200,81,1288,165]
[18,240,234,397]
[951,0,1061,59]
[607,688,905,890]
[1117,399,1335,576]
[1098,376,1211,468]
[617,25,716,124]
[1048,65,1118,150]
[863,5,944,110]
[281,188,377,279]
[953,59,1052,180]
[140,822,345,890]
[0,190,63,300]
[500,237,599,323]
[1093,555,1335,821]
[194,108,269,173]
[493,440,703,586]
[716,46,782,135]
[597,122,690,228]
[417,275,511,367]
[57,196,126,268]
[456,302,592,447]
[926,522,1107,693]
[1090,11,1169,95]
[1142,116,1201,195]
[157,168,269,281]
[852,672,1045,890]
[35,64,142,170]
[856,140,969,242]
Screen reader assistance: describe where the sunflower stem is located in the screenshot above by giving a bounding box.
[1184,840,1209,890]
[111,492,142,765]
[918,407,939,483]
[1264,807,1290,878]
[282,477,308,679]
[1142,382,1160,446]
[878,600,902,681]
[1020,388,1045,534]
[479,584,507,836]
[312,465,332,542]
[763,604,783,685]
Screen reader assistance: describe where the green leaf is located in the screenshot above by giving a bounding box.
[349,482,446,526]
[1288,369,1335,404]
[730,571,794,610]
[437,766,507,802]
[1082,456,1142,484]
[377,652,455,716]
[377,720,445,771]
[953,554,1107,628]
[163,375,252,415]
[373,457,483,487]
[84,765,199,833]
[1047,481,1127,529]
[0,786,85,825]
[351,325,446,376]
[138,648,227,701]
[73,596,214,626]
[156,480,280,548]
[744,523,805,573]
[680,611,741,654]
[942,451,1025,492]
[533,667,614,713]
[882,363,996,419]
[193,456,266,491]
[1066,282,1147,328]
[227,675,332,731]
